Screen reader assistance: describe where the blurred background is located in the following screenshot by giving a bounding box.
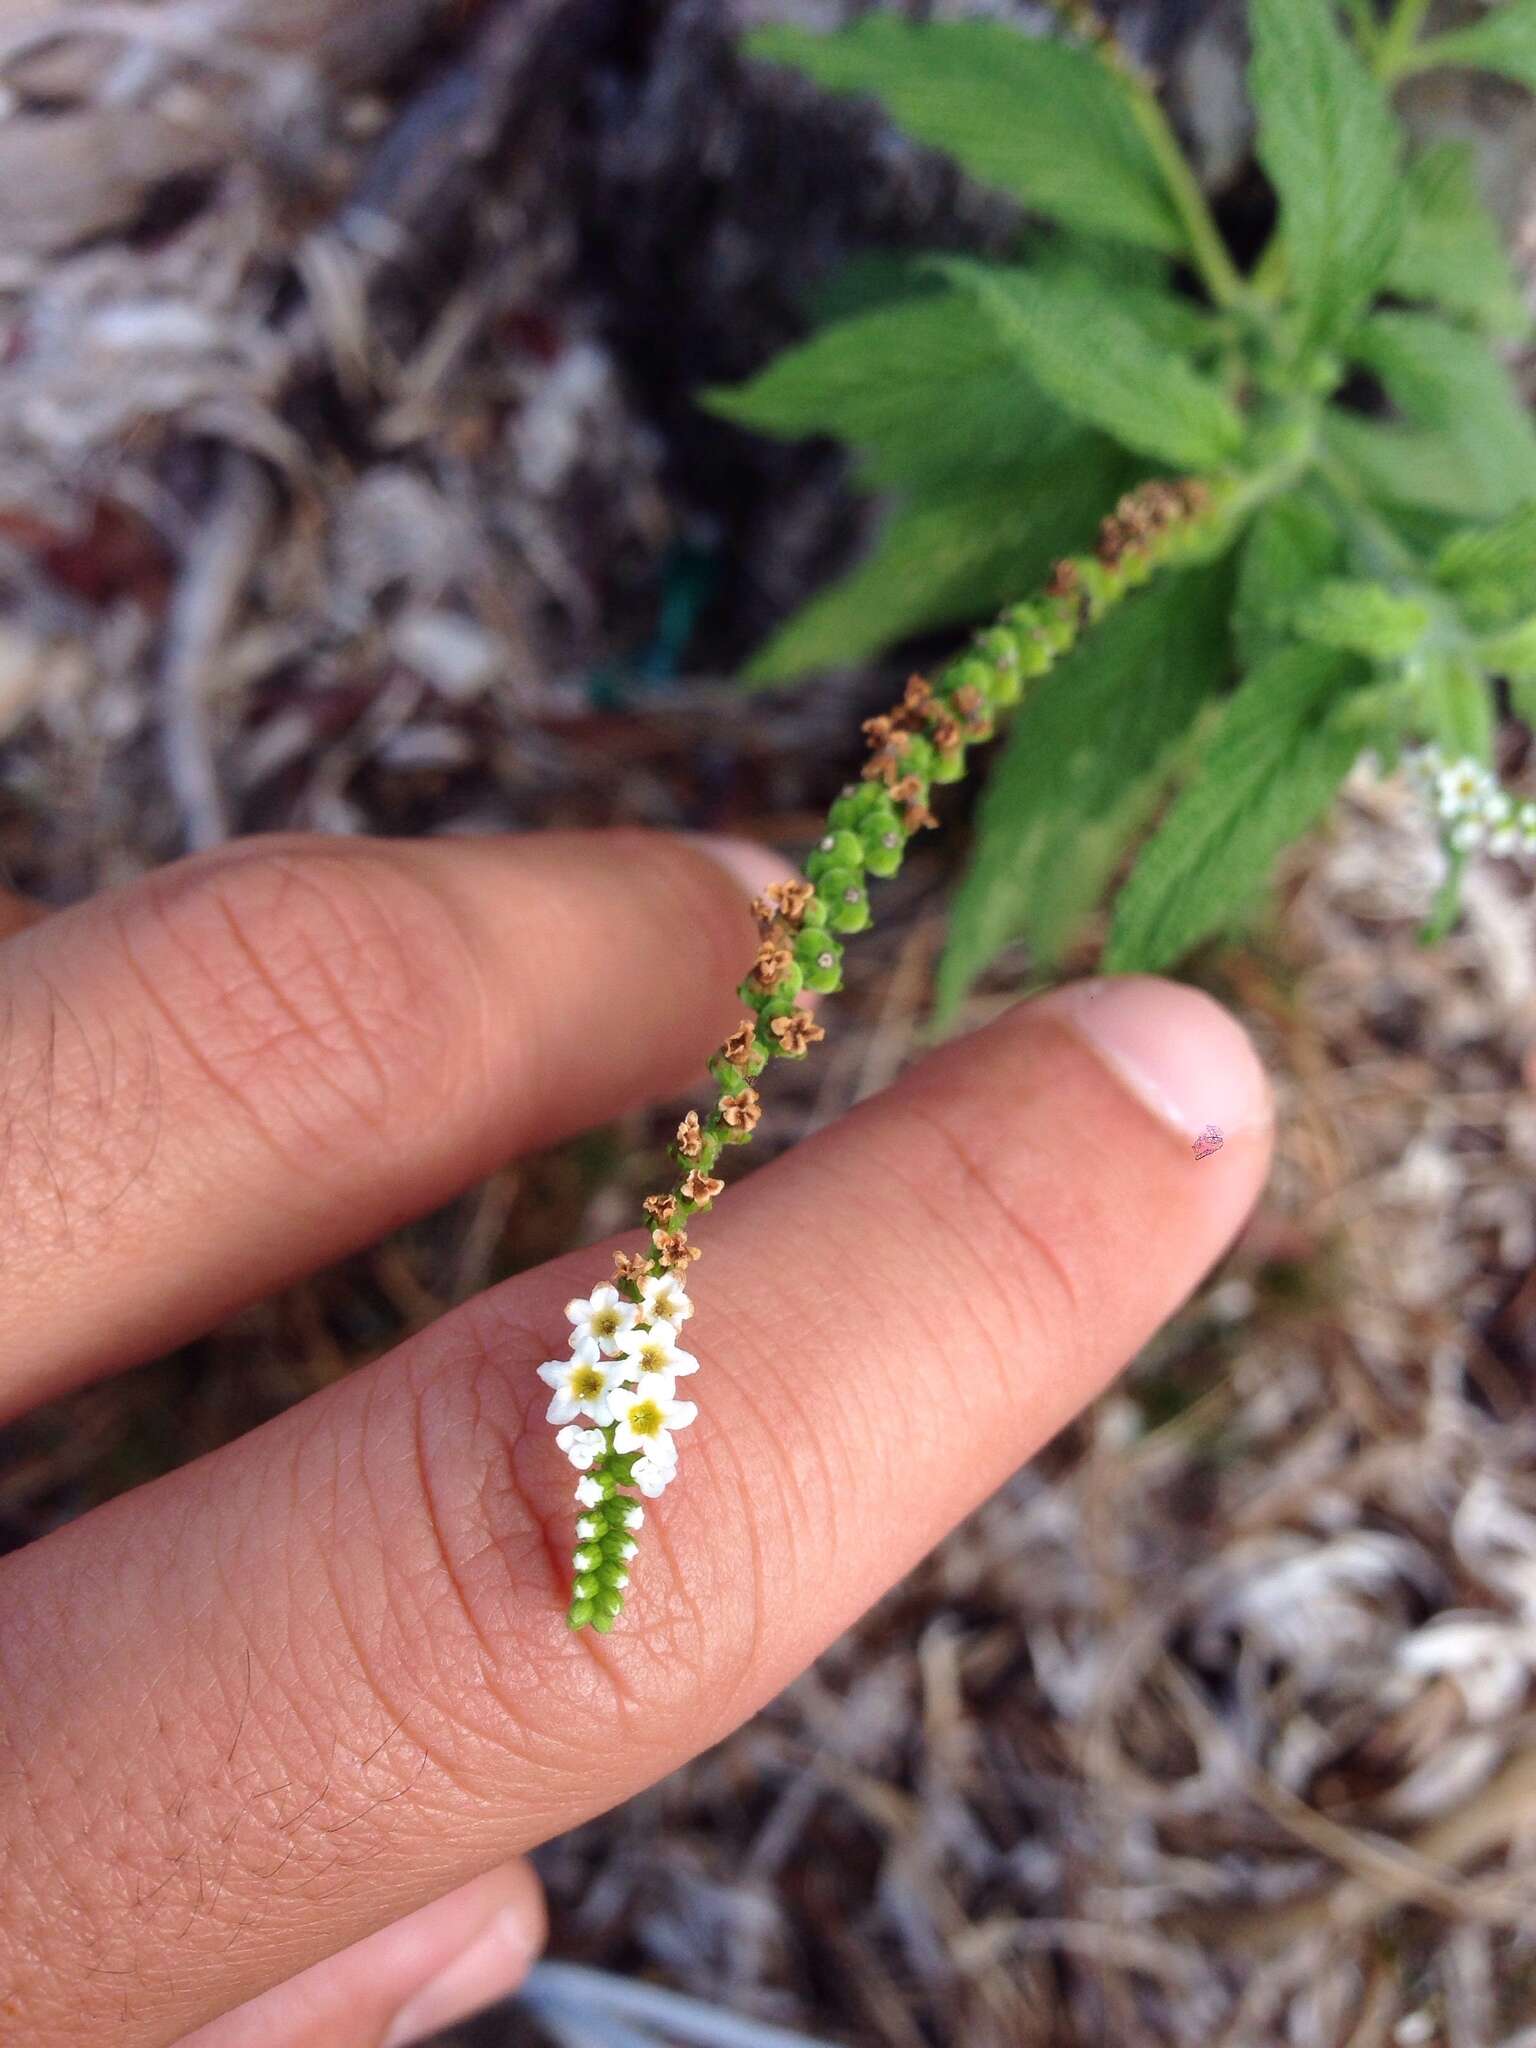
[2,2,1536,2043]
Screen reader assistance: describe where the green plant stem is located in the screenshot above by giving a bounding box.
[1374,0,1434,81]
[1123,84,1248,313]
[1315,452,1421,582]
[1341,0,1382,57]
[567,469,1279,1630]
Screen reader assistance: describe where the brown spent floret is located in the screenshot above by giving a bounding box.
[770,1009,825,1056]
[612,1250,650,1283]
[643,1192,679,1227]
[652,1230,700,1270]
[765,878,816,925]
[675,1109,704,1159]
[719,1087,762,1132]
[751,942,795,992]
[680,1168,725,1204]
[721,1020,758,1068]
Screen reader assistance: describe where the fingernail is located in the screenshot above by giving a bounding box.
[1031,974,1272,1145]
[686,832,796,901]
[381,1906,536,2048]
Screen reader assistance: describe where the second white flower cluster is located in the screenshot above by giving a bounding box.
[1406,745,1536,858]
[539,1273,700,1500]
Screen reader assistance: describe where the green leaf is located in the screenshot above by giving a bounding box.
[1434,501,1536,623]
[1104,645,1367,972]
[745,19,1185,251]
[1412,0,1536,91]
[1385,141,1527,339]
[1292,579,1432,658]
[1421,654,1496,763]
[1233,491,1346,668]
[937,562,1234,1014]
[1248,0,1404,351]
[704,285,1070,491]
[933,257,1244,469]
[744,438,1133,683]
[1351,310,1536,515]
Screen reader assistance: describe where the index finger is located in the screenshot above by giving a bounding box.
[0,977,1272,2046]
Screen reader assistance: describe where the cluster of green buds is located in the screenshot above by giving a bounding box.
[544,472,1237,1630]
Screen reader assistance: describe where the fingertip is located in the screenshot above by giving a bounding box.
[684,832,800,905]
[1028,973,1274,1155]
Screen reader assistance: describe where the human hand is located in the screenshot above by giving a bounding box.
[0,829,1273,2046]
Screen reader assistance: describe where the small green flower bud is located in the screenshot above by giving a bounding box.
[944,656,995,704]
[1077,557,1118,620]
[860,817,906,877]
[1017,632,1053,678]
[576,1572,601,1602]
[929,744,967,783]
[794,927,844,991]
[709,1056,745,1092]
[827,784,882,830]
[820,867,871,933]
[596,1588,624,1618]
[805,829,866,884]
[567,1598,594,1629]
[899,734,937,780]
[590,1609,617,1633]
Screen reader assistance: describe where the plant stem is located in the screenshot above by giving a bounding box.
[1127,85,1249,312]
[1341,0,1382,56]
[1374,0,1434,80]
[1315,452,1421,582]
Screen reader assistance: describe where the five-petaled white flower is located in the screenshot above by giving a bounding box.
[617,1318,699,1382]
[1436,759,1494,819]
[565,1284,639,1356]
[556,1422,606,1469]
[640,1272,693,1324]
[632,1454,677,1498]
[540,1346,622,1426]
[610,1373,697,1464]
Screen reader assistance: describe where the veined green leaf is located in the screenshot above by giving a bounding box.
[746,19,1186,251]
[1324,311,1536,520]
[1434,501,1536,624]
[704,285,1069,491]
[936,562,1234,1016]
[1104,645,1367,972]
[1412,0,1536,92]
[1385,141,1527,339]
[1249,0,1404,351]
[743,437,1133,683]
[1292,580,1432,658]
[934,257,1244,469]
[1234,492,1345,668]
[1421,654,1496,763]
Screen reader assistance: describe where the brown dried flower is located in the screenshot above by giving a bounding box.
[751,942,795,991]
[769,1008,825,1056]
[718,1087,762,1132]
[930,714,962,753]
[675,1110,704,1159]
[643,1192,679,1228]
[721,1020,758,1067]
[680,1168,725,1205]
[612,1249,651,1283]
[901,673,934,720]
[653,1230,700,1270]
[766,878,816,925]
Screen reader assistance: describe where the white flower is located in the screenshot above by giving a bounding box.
[555,1422,606,1469]
[610,1373,698,1464]
[575,1474,605,1508]
[619,1501,644,1530]
[1436,758,1494,819]
[1518,800,1536,856]
[540,1347,622,1426]
[616,1317,699,1382]
[632,1454,676,1498]
[564,1284,639,1356]
[1450,815,1486,853]
[576,1516,600,1540]
[1482,788,1513,826]
[640,1271,693,1324]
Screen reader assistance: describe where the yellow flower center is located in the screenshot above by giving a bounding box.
[637,1341,668,1372]
[628,1400,664,1438]
[571,1365,606,1400]
[592,1308,622,1339]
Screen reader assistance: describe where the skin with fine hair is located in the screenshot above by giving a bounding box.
[0,825,1272,2047]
